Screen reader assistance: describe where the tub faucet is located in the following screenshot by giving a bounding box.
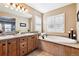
[45,33,48,38]
[42,33,48,39]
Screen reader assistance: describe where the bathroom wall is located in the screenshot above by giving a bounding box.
[43,4,77,37]
[15,17,29,32]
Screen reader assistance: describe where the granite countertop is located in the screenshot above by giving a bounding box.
[0,33,37,40]
[39,36,79,49]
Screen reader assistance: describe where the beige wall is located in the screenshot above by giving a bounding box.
[77,4,79,42]
[15,17,29,32]
[43,4,77,37]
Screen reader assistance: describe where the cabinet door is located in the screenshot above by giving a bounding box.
[7,39,17,56]
[0,41,7,56]
[28,36,34,53]
[71,48,79,56]
[19,37,28,56]
[56,45,65,56]
[64,46,71,56]
[0,41,2,55]
[33,35,38,49]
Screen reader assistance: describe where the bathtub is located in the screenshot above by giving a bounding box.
[39,36,77,43]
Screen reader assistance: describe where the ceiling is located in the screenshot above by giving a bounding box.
[26,3,71,13]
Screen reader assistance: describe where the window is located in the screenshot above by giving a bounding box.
[0,23,2,30]
[46,13,64,33]
[35,15,41,32]
[4,24,12,32]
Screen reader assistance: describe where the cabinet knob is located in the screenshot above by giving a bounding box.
[2,44,5,46]
[32,36,34,38]
[22,39,24,40]
[8,42,11,44]
[23,45,24,46]
[22,51,24,53]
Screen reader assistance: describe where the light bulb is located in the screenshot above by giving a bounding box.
[25,9,28,12]
[22,8,24,11]
[12,4,16,8]
[17,6,20,10]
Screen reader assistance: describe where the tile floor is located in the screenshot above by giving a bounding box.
[28,49,52,56]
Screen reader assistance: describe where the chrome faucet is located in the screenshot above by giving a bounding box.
[41,33,48,39]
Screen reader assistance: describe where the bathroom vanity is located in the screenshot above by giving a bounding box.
[0,33,38,56]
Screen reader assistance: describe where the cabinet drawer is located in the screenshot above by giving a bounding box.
[20,37,27,43]
[20,42,27,48]
[20,48,27,56]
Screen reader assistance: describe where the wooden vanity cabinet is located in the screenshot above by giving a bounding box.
[0,34,38,56]
[7,38,18,56]
[0,40,7,56]
[27,36,34,53]
[71,48,79,56]
[33,35,38,49]
[19,37,28,56]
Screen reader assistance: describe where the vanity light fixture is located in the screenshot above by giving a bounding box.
[11,3,16,8]
[4,3,28,13]
[22,7,25,11]
[17,5,21,10]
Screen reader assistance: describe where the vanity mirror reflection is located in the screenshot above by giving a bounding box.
[0,16,16,32]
